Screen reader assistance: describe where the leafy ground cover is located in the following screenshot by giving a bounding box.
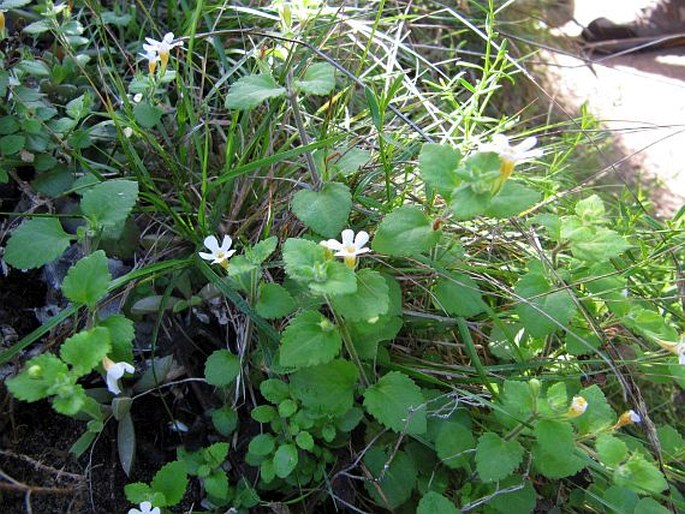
[1,1,684,513]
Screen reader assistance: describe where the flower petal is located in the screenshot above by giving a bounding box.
[340,229,354,246]
[203,235,219,252]
[354,230,370,249]
[106,373,122,395]
[219,235,233,252]
[516,136,538,152]
[198,251,215,261]
[162,32,175,43]
[320,239,343,251]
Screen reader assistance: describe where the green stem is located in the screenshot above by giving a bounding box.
[455,317,497,397]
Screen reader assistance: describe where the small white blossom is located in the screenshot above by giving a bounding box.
[568,395,588,417]
[657,340,685,365]
[142,32,183,72]
[168,420,189,433]
[102,357,135,395]
[614,409,642,429]
[128,501,160,514]
[627,410,641,423]
[139,48,160,74]
[479,134,543,191]
[479,134,543,166]
[198,235,236,269]
[123,127,134,138]
[320,229,370,268]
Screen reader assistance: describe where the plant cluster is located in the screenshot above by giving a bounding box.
[1,1,684,513]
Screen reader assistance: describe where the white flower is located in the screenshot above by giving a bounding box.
[168,419,189,433]
[627,410,641,423]
[198,235,236,269]
[614,409,642,429]
[139,48,160,74]
[657,340,685,364]
[123,127,134,138]
[102,357,135,395]
[568,395,588,417]
[128,501,160,514]
[320,229,371,268]
[478,134,543,191]
[142,32,183,71]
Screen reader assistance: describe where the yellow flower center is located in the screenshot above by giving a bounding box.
[344,255,357,269]
[148,60,157,75]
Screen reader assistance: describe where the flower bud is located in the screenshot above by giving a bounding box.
[567,395,588,418]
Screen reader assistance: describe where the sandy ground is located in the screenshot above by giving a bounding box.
[536,0,685,215]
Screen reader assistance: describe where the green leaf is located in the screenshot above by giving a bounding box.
[433,273,486,318]
[124,482,152,504]
[515,265,576,338]
[0,134,25,155]
[372,206,440,257]
[634,498,671,514]
[602,485,639,514]
[330,269,389,322]
[596,434,628,467]
[363,448,417,510]
[66,92,92,121]
[475,432,524,482]
[291,182,351,238]
[80,179,139,228]
[246,236,278,265]
[290,360,358,417]
[435,421,475,469]
[273,444,298,478]
[573,385,616,435]
[293,62,335,95]
[417,492,459,514]
[329,147,371,177]
[204,470,229,500]
[60,327,111,376]
[533,419,586,478]
[100,315,135,363]
[489,477,537,514]
[418,143,462,194]
[249,434,276,456]
[251,405,277,423]
[278,398,297,417]
[448,186,489,220]
[259,379,290,404]
[569,227,631,262]
[151,461,188,507]
[485,181,540,218]
[282,238,326,282]
[225,74,286,110]
[280,310,342,368]
[6,354,68,402]
[255,282,296,319]
[211,406,238,436]
[4,217,71,270]
[310,260,358,296]
[117,412,136,476]
[363,371,426,435]
[52,384,87,415]
[657,425,685,462]
[23,19,51,34]
[133,101,163,128]
[204,350,240,387]
[295,431,314,451]
[575,194,605,222]
[61,251,112,307]
[496,380,536,427]
[613,454,668,494]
